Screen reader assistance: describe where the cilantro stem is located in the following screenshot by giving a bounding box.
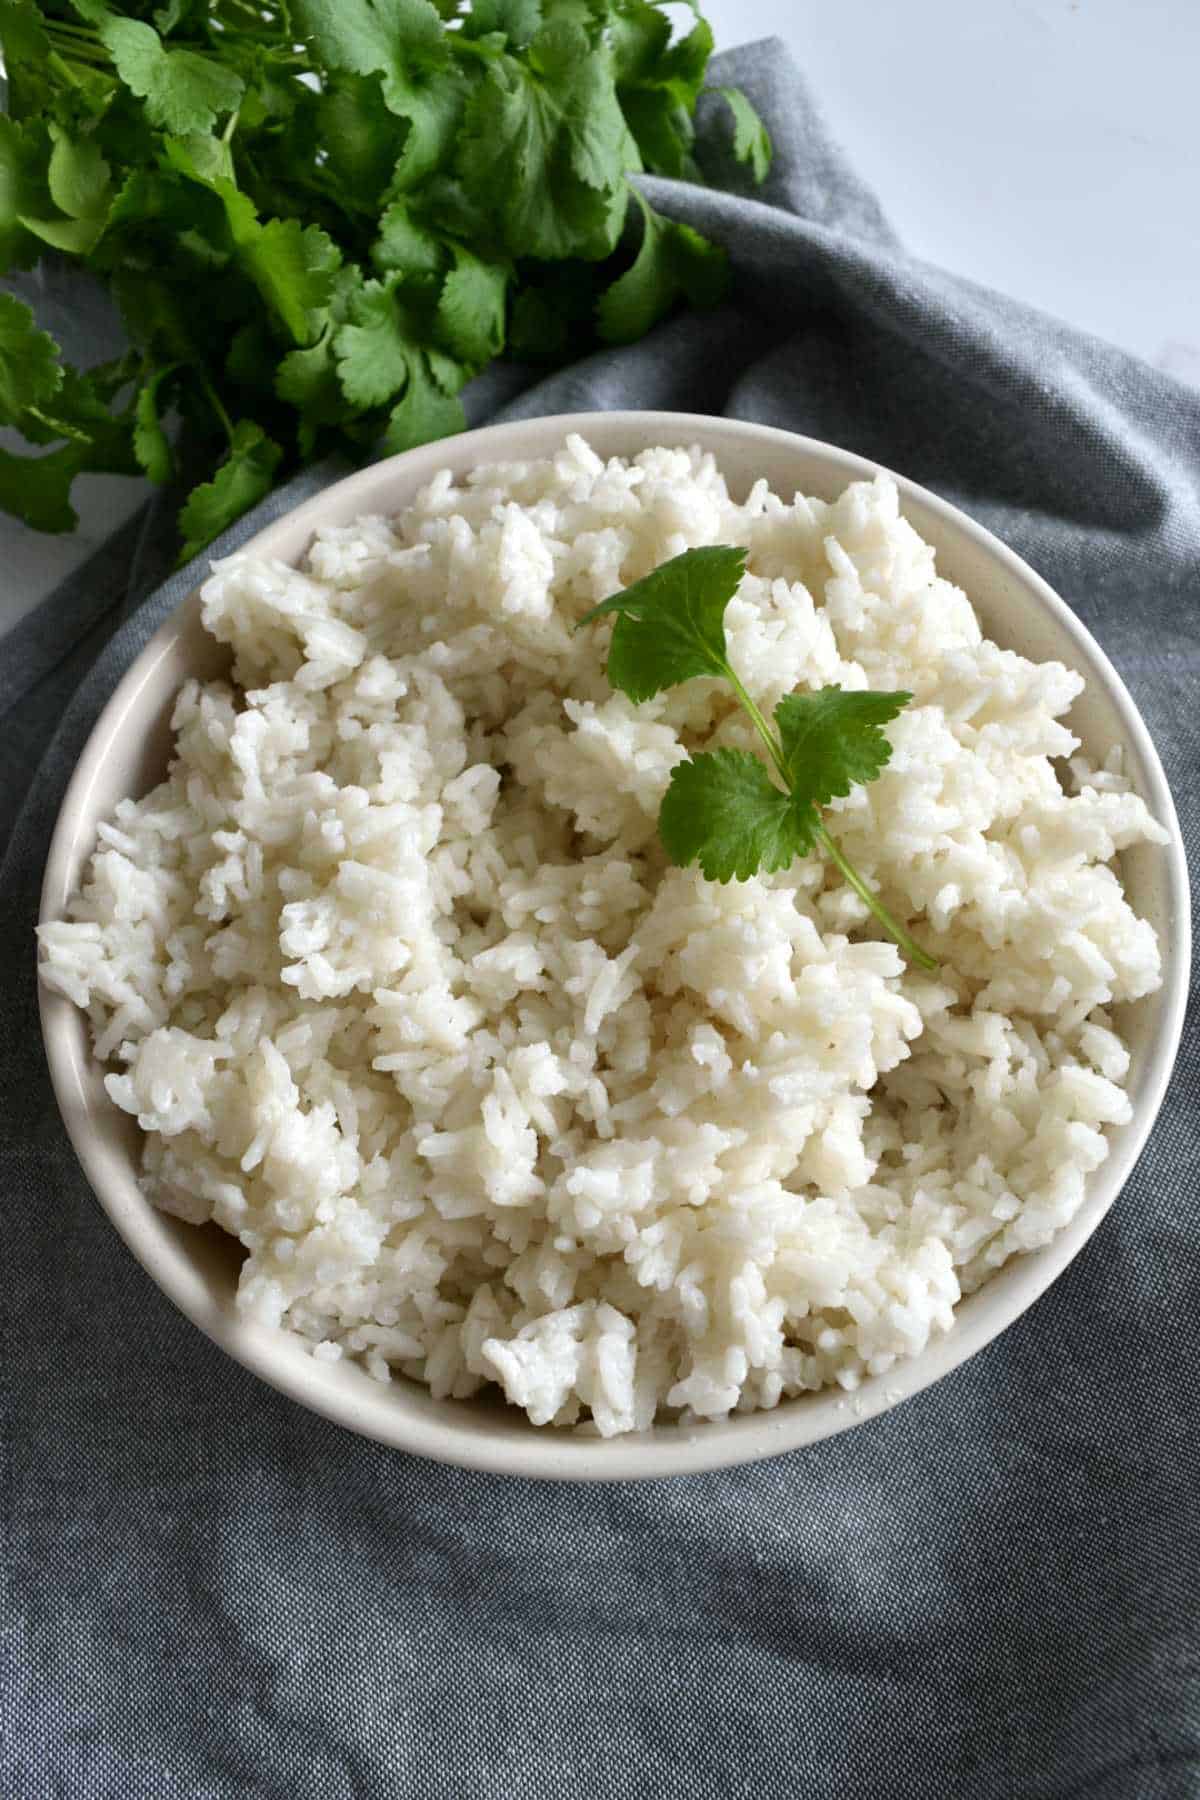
[47,50,85,87]
[725,666,937,971]
[200,374,235,444]
[45,20,100,44]
[46,24,108,66]
[719,662,935,972]
[814,822,938,971]
[724,666,792,785]
[46,37,107,71]
[453,35,502,62]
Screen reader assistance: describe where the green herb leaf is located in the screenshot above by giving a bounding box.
[380,349,465,454]
[597,190,727,344]
[774,687,912,809]
[153,0,195,34]
[178,421,282,561]
[316,77,399,203]
[436,246,508,366]
[294,0,446,96]
[0,292,64,424]
[372,199,445,278]
[294,0,463,187]
[275,328,340,419]
[109,267,197,364]
[333,274,416,407]
[577,543,747,702]
[1,0,743,557]
[19,363,138,471]
[0,116,48,271]
[47,126,111,224]
[659,747,812,882]
[275,267,364,425]
[585,542,932,964]
[161,137,341,345]
[613,4,712,178]
[133,366,174,483]
[532,19,629,193]
[240,217,342,346]
[88,13,245,137]
[0,441,84,532]
[386,66,468,191]
[457,18,630,260]
[460,0,542,48]
[714,86,772,184]
[425,343,470,394]
[0,2,58,122]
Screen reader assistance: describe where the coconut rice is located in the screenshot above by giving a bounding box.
[38,435,1168,1435]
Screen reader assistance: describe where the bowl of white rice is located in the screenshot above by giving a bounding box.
[37,413,1188,1479]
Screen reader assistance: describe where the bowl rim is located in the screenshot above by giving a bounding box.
[38,410,1191,1481]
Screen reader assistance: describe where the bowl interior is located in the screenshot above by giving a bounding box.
[38,413,1189,1479]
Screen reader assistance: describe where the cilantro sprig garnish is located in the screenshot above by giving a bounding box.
[0,0,771,556]
[579,546,938,970]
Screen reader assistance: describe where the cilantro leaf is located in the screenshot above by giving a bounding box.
[714,87,772,184]
[89,14,245,137]
[163,139,341,344]
[380,350,465,455]
[372,199,445,278]
[47,126,111,225]
[609,0,673,84]
[597,191,727,344]
[0,0,750,562]
[162,132,235,189]
[295,0,461,188]
[317,77,399,202]
[0,2,54,122]
[577,544,747,702]
[0,350,136,530]
[275,267,363,424]
[460,0,543,47]
[0,116,50,271]
[17,213,108,256]
[294,0,446,96]
[457,19,630,260]
[586,543,932,962]
[240,218,342,346]
[109,267,198,365]
[11,123,116,257]
[133,367,174,483]
[436,247,509,366]
[0,441,85,533]
[507,284,570,361]
[37,364,139,473]
[153,0,195,33]
[613,4,712,178]
[178,421,283,561]
[659,748,811,882]
[425,343,470,394]
[386,66,468,191]
[332,275,415,408]
[0,292,64,424]
[531,19,630,193]
[774,688,912,809]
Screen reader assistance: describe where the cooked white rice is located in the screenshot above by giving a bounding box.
[39,435,1168,1435]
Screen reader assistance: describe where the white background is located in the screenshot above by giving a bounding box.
[3,0,1197,636]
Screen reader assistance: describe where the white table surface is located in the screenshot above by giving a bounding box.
[3,0,1196,638]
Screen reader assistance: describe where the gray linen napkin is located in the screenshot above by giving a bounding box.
[3,41,1198,1800]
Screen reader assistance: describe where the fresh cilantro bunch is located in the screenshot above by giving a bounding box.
[0,0,770,556]
[580,546,938,969]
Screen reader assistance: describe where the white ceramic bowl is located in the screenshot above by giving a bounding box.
[38,412,1190,1480]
